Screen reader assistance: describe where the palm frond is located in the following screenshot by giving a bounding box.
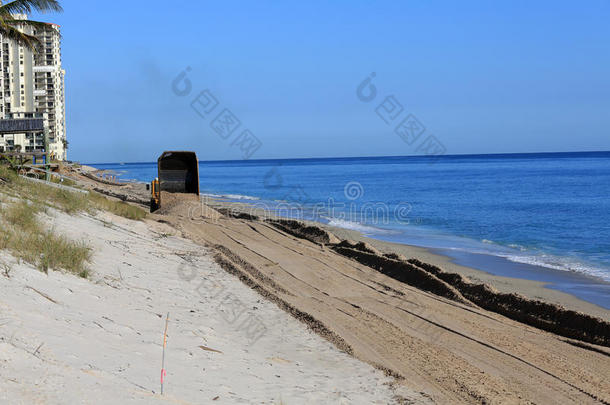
[0,0,62,16]
[0,23,42,51]
[5,18,53,28]
[5,18,57,32]
[5,18,61,42]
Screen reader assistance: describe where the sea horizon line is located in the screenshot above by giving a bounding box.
[85,149,610,166]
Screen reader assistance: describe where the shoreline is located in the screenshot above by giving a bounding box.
[434,247,610,309]
[157,194,610,402]
[85,159,610,308]
[33,172,610,403]
[208,198,610,320]
[321,227,610,320]
[193,188,610,313]
[75,169,610,319]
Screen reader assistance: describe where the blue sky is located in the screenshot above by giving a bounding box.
[31,1,610,163]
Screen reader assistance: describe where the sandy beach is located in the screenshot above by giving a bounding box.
[0,205,403,404]
[203,198,610,321]
[2,2,609,404]
[1,171,609,404]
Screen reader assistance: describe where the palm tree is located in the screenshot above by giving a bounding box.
[0,0,62,52]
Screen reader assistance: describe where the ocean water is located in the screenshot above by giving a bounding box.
[90,152,610,306]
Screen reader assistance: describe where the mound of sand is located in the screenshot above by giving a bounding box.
[154,191,223,222]
[171,208,610,403]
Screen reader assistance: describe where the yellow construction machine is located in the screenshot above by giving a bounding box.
[150,151,199,212]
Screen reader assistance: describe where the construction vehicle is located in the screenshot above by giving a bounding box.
[150,151,199,212]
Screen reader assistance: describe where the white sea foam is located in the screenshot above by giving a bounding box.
[442,243,610,282]
[422,234,610,282]
[471,241,610,281]
[501,253,610,282]
[202,193,260,201]
[482,240,527,252]
[465,237,609,281]
[325,217,393,235]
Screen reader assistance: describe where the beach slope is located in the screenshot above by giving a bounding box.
[158,197,610,404]
[0,207,405,404]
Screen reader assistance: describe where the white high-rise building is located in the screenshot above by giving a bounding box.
[0,14,67,160]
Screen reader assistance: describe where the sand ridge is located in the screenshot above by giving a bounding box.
[154,196,610,404]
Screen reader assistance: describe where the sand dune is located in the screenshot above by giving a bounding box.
[0,208,403,404]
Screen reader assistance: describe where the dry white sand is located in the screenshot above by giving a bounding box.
[0,208,407,404]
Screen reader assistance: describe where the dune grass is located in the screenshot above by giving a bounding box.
[88,191,147,220]
[49,175,77,187]
[0,164,17,183]
[0,199,92,277]
[0,164,147,277]
[3,197,42,231]
[0,165,147,219]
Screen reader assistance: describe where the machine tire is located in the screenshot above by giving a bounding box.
[150,198,159,213]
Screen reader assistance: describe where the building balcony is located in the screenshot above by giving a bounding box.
[33,66,55,73]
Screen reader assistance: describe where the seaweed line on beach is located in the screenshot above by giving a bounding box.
[264,219,610,348]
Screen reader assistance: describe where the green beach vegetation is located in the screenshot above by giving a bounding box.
[0,164,147,277]
[0,165,147,219]
[0,198,91,277]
